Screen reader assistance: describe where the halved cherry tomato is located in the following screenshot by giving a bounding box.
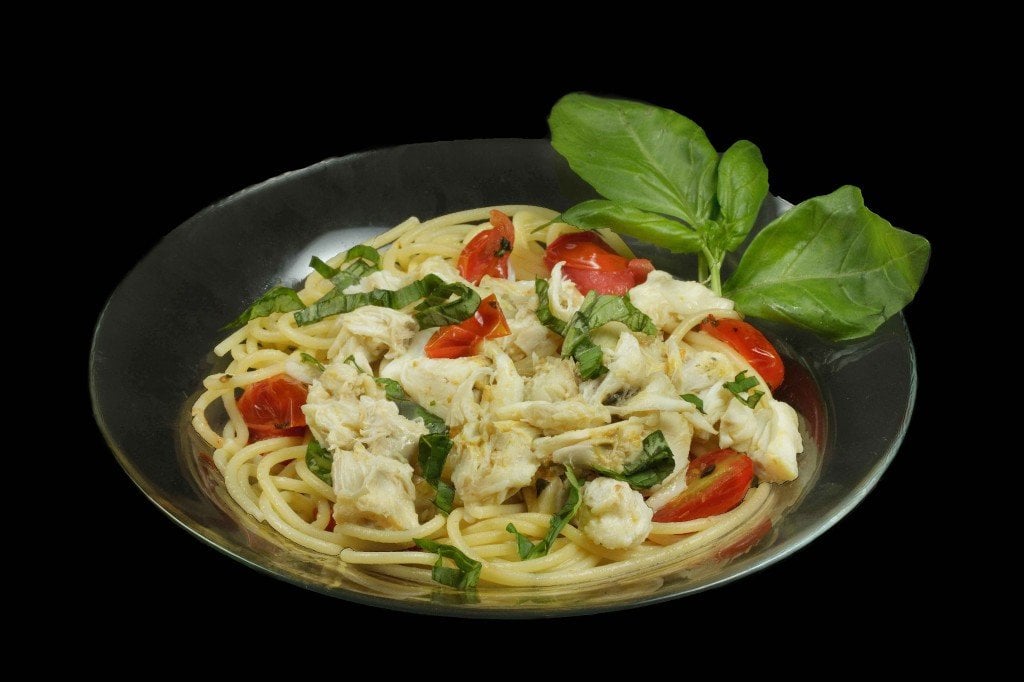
[236,374,309,442]
[543,232,654,295]
[696,315,785,390]
[424,294,511,359]
[457,210,515,284]
[652,448,754,522]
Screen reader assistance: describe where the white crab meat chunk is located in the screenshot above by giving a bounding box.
[479,277,561,362]
[379,330,491,423]
[327,306,418,367]
[479,345,524,411]
[718,397,802,482]
[608,372,714,434]
[341,269,410,294]
[525,358,579,402]
[579,477,653,550]
[581,333,662,405]
[451,420,542,507]
[494,399,611,435]
[628,270,734,333]
[539,417,647,474]
[332,445,419,530]
[358,395,427,462]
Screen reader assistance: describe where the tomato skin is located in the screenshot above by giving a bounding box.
[424,294,511,359]
[544,232,654,295]
[236,375,309,443]
[696,315,785,390]
[652,449,755,523]
[457,210,515,285]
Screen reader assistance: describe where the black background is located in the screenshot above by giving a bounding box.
[85,63,949,639]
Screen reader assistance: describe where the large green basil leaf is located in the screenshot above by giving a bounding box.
[549,93,718,227]
[716,140,769,250]
[724,186,930,341]
[559,200,702,253]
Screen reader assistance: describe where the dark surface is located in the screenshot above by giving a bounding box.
[84,72,947,635]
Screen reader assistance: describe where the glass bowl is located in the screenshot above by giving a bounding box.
[90,139,916,616]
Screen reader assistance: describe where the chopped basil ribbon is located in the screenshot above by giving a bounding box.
[418,433,455,514]
[680,393,705,413]
[534,278,567,336]
[374,377,407,402]
[533,280,657,380]
[224,286,304,329]
[506,468,583,560]
[300,352,325,371]
[594,430,675,489]
[724,370,764,408]
[305,440,333,485]
[295,272,480,328]
[413,538,482,590]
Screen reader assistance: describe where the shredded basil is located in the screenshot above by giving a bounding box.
[224,286,304,329]
[374,377,407,401]
[413,538,482,589]
[506,469,583,560]
[593,430,675,489]
[561,291,658,380]
[300,352,325,372]
[419,433,455,514]
[680,393,705,413]
[412,281,481,329]
[724,370,764,408]
[534,278,567,336]
[305,440,333,485]
[494,237,512,258]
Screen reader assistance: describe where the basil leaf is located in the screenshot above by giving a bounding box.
[559,200,702,253]
[534,278,567,336]
[224,286,304,329]
[680,393,705,413]
[300,352,325,372]
[724,370,764,408]
[506,469,583,560]
[374,377,407,401]
[305,440,333,485]
[415,406,448,435]
[561,290,658,380]
[716,140,769,251]
[294,274,451,327]
[309,256,339,279]
[594,430,674,489]
[725,186,931,341]
[344,244,382,267]
[550,93,718,228]
[413,281,481,329]
[413,538,482,590]
[418,433,455,514]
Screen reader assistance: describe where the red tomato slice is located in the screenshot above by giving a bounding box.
[424,295,511,359]
[237,375,309,442]
[696,315,785,390]
[458,294,511,339]
[652,449,754,522]
[544,232,654,295]
[457,210,515,285]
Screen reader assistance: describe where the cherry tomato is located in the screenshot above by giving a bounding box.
[236,375,309,442]
[543,232,654,295]
[696,315,785,390]
[424,294,511,359]
[652,449,754,523]
[457,210,515,285]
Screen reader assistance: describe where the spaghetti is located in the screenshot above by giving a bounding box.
[191,206,804,589]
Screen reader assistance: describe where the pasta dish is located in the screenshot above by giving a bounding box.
[191,206,805,589]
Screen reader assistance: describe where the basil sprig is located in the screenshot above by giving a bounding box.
[506,468,583,560]
[549,93,930,340]
[593,430,675,489]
